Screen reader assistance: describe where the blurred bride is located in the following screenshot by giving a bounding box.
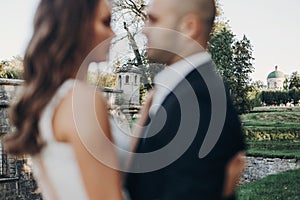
[4,0,125,199]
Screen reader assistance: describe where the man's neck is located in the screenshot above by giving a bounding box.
[168,48,206,66]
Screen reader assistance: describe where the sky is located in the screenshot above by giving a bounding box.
[219,0,300,82]
[0,0,37,60]
[0,0,299,83]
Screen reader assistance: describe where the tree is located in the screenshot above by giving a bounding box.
[249,81,265,108]
[0,56,23,79]
[249,91,262,107]
[252,80,265,91]
[283,78,289,90]
[289,88,300,105]
[261,90,297,106]
[112,0,147,58]
[87,72,117,88]
[209,27,235,86]
[231,35,255,113]
[288,71,300,89]
[113,0,147,22]
[123,21,143,66]
[112,0,162,90]
[209,28,254,114]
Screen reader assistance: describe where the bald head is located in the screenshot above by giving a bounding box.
[173,0,216,40]
[144,0,216,64]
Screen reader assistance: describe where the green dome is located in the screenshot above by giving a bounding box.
[267,66,285,79]
[267,71,285,79]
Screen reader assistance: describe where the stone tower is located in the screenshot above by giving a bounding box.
[116,67,141,105]
[267,66,286,90]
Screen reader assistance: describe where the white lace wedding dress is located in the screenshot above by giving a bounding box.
[31,79,132,200]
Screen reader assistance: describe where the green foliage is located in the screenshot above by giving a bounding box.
[139,83,147,105]
[209,28,254,114]
[249,82,266,107]
[241,109,300,141]
[249,91,262,107]
[0,56,23,79]
[252,80,266,91]
[209,28,235,83]
[261,90,300,105]
[289,88,300,104]
[244,128,299,141]
[284,77,289,90]
[240,108,300,199]
[238,168,300,200]
[288,71,300,90]
[87,71,117,87]
[241,109,300,126]
[260,72,300,106]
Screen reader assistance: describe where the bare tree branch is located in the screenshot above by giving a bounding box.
[113,0,147,21]
[123,22,143,66]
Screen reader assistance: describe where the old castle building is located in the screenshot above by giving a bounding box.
[267,66,286,90]
[116,67,141,105]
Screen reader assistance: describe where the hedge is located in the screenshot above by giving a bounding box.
[244,127,300,141]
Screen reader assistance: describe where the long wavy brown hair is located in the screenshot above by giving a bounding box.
[5,0,101,155]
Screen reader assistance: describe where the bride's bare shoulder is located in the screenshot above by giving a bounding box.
[52,81,123,200]
[53,81,109,142]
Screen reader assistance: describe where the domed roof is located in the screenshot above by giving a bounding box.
[267,66,285,79]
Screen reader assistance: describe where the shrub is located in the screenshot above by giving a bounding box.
[0,57,23,79]
[244,128,300,141]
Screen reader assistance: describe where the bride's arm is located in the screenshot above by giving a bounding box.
[54,84,123,200]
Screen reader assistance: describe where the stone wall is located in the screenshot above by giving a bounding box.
[0,78,42,199]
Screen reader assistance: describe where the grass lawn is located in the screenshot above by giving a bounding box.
[246,140,300,159]
[237,168,300,200]
[240,108,300,199]
[241,108,300,158]
[241,110,300,128]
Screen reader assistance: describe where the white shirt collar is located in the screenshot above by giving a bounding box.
[150,52,211,115]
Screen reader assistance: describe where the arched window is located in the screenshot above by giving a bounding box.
[125,75,129,84]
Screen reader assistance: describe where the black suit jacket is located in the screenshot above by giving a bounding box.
[125,60,246,200]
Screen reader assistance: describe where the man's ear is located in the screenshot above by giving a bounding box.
[179,14,203,40]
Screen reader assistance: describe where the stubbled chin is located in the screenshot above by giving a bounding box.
[147,48,174,65]
[146,50,158,62]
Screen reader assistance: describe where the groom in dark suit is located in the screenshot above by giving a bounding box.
[124,0,246,199]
